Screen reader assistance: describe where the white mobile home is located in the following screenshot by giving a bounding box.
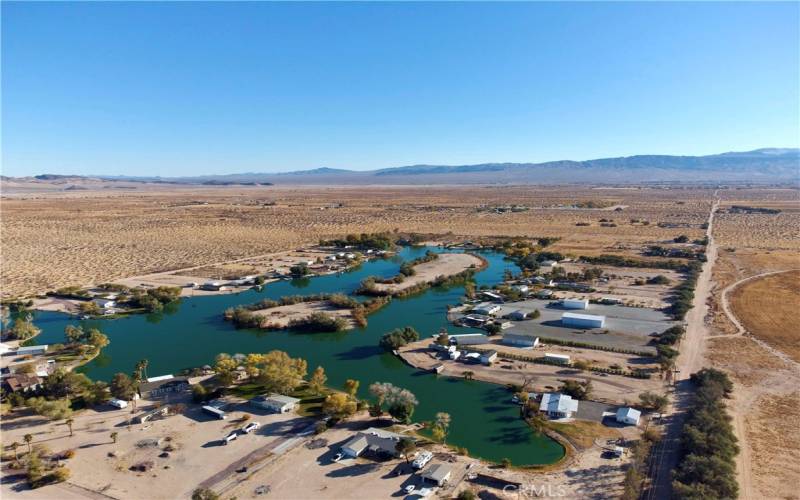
[15,345,48,356]
[561,312,606,329]
[561,299,589,310]
[615,407,641,426]
[544,353,570,364]
[450,334,490,346]
[249,394,300,413]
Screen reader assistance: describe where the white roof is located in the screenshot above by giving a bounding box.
[263,394,301,406]
[616,407,641,420]
[562,312,605,321]
[544,352,570,360]
[146,374,174,383]
[17,345,48,353]
[539,393,579,414]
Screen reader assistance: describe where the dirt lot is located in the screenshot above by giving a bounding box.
[705,210,800,500]
[1,395,309,500]
[251,301,356,329]
[398,340,665,405]
[372,253,484,293]
[728,270,800,363]
[1,185,712,299]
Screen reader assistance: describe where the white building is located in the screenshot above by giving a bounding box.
[421,463,453,486]
[249,394,300,413]
[472,303,501,316]
[480,291,504,302]
[92,298,117,309]
[450,333,490,346]
[480,350,498,365]
[561,299,589,310]
[512,285,529,294]
[16,345,48,356]
[561,312,606,329]
[616,407,642,426]
[539,393,579,418]
[503,333,540,348]
[544,353,570,364]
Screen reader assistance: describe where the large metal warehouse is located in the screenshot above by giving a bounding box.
[561,312,606,328]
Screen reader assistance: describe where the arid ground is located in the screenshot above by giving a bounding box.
[705,191,800,500]
[1,185,713,298]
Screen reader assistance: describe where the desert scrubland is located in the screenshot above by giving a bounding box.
[1,185,711,299]
[706,188,800,500]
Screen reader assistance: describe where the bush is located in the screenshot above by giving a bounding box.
[672,368,738,499]
[288,312,347,332]
[379,326,420,351]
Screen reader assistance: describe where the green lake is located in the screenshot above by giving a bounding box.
[26,246,565,465]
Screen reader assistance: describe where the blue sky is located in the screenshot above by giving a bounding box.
[2,1,798,177]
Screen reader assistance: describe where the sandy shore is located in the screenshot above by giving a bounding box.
[251,301,357,329]
[372,253,484,293]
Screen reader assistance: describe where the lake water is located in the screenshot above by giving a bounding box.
[27,246,565,465]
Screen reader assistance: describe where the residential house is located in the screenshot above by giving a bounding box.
[615,407,642,426]
[421,463,453,486]
[340,427,407,459]
[539,393,579,418]
[3,374,43,393]
[249,394,300,413]
[138,375,190,399]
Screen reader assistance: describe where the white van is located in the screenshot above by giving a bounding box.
[224,432,238,445]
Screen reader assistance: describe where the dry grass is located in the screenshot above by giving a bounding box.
[1,185,712,299]
[546,420,621,450]
[729,270,800,362]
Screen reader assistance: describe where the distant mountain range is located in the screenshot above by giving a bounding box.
[5,148,798,187]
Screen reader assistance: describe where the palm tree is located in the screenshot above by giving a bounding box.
[23,434,33,454]
[110,432,118,444]
[462,371,474,380]
[137,359,149,381]
[65,418,74,437]
[10,442,20,461]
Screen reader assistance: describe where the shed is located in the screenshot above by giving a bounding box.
[544,353,570,364]
[502,333,540,348]
[450,334,490,346]
[15,345,48,356]
[536,289,554,299]
[421,463,453,486]
[480,350,498,365]
[134,405,171,424]
[249,394,300,413]
[561,299,589,310]
[561,312,605,329]
[615,407,642,426]
[539,393,579,418]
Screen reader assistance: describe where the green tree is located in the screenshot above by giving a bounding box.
[86,330,110,350]
[23,434,33,454]
[65,418,74,437]
[343,379,360,398]
[395,438,417,464]
[110,432,118,444]
[559,380,592,400]
[213,353,238,386]
[433,412,451,444]
[64,325,85,344]
[639,391,669,412]
[457,490,477,500]
[257,350,308,394]
[109,373,137,401]
[27,397,73,421]
[9,319,40,341]
[321,393,356,420]
[435,330,449,346]
[309,366,327,395]
[191,488,220,500]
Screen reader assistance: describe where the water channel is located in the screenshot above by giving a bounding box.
[27,246,565,465]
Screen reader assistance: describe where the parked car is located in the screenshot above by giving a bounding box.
[404,485,416,494]
[242,421,260,434]
[412,451,433,470]
[224,432,238,445]
[332,452,343,463]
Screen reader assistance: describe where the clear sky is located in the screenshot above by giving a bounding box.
[2,1,798,177]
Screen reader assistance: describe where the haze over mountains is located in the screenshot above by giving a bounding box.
[4,149,798,190]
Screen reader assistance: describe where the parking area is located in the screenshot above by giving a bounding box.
[468,299,676,352]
